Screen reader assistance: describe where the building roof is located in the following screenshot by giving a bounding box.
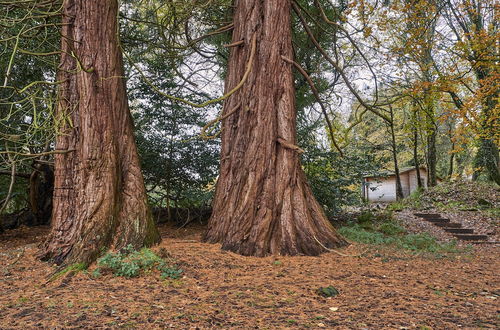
[363,166,427,179]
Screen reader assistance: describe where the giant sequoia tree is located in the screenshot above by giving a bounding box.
[41,0,160,265]
[203,0,347,256]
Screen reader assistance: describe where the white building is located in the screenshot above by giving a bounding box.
[362,167,435,202]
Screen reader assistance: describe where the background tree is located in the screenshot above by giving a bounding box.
[0,0,60,230]
[441,0,499,184]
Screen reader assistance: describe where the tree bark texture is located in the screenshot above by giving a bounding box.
[203,0,347,256]
[40,0,160,265]
[28,163,54,226]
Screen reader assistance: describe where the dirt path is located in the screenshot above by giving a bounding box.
[1,224,499,329]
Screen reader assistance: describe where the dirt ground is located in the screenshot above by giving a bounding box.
[0,223,498,329]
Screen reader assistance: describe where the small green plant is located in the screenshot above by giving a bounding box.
[159,266,183,280]
[96,245,182,279]
[91,268,101,278]
[16,297,29,306]
[49,262,88,282]
[317,286,339,297]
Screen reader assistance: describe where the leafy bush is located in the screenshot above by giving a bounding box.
[96,245,182,279]
[300,142,380,217]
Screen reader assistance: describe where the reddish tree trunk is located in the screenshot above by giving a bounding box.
[203,0,347,256]
[40,0,160,265]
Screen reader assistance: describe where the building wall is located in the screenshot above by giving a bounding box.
[401,172,411,198]
[365,168,430,202]
[408,169,428,192]
[365,177,397,202]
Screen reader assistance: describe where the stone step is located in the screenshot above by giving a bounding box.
[470,241,500,245]
[414,213,441,219]
[453,234,489,241]
[424,218,450,223]
[443,228,474,234]
[435,222,462,228]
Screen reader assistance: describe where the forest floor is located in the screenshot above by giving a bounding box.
[0,221,499,329]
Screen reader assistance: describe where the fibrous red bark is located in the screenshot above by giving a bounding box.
[40,0,160,265]
[203,0,347,256]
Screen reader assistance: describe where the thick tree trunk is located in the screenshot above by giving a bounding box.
[203,0,346,256]
[413,130,423,188]
[40,0,160,265]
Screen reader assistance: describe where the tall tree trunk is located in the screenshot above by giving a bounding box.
[40,0,160,265]
[389,108,404,200]
[427,127,437,186]
[412,105,423,188]
[448,146,455,178]
[203,0,346,256]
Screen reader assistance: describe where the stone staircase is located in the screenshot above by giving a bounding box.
[414,213,492,243]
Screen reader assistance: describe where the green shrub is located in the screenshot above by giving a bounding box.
[96,245,182,279]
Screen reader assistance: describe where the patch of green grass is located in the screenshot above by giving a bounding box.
[387,201,405,212]
[435,200,466,211]
[397,233,461,253]
[378,221,406,236]
[96,245,182,279]
[484,207,500,218]
[339,225,389,245]
[339,214,464,255]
